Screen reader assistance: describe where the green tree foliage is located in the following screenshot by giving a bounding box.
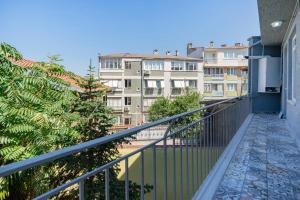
[0,44,151,200]
[47,54,63,64]
[53,61,151,199]
[148,91,203,122]
[0,43,80,199]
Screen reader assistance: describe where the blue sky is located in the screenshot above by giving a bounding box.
[0,0,259,75]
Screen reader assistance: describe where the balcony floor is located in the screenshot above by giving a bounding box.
[214,114,300,200]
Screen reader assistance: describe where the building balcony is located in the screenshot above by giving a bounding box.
[1,97,299,200]
[204,58,248,67]
[143,88,164,96]
[171,87,198,96]
[204,74,224,81]
[212,90,224,97]
[171,87,184,95]
[110,106,123,112]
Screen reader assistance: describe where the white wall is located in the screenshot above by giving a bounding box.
[283,7,300,134]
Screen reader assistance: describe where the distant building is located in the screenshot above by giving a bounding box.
[98,51,204,126]
[187,42,248,100]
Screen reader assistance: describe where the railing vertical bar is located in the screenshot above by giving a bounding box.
[217,112,220,158]
[173,135,176,200]
[185,128,189,199]
[140,151,144,200]
[206,117,209,176]
[125,158,129,200]
[79,180,84,200]
[196,122,199,188]
[191,124,195,193]
[217,112,219,158]
[105,169,109,200]
[152,146,157,200]
[211,115,213,166]
[180,130,183,200]
[209,115,212,169]
[200,120,203,184]
[163,138,168,200]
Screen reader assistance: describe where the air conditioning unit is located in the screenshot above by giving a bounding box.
[124,107,130,112]
[258,56,281,93]
[144,70,151,75]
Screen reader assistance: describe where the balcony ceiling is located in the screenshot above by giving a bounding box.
[257,0,297,45]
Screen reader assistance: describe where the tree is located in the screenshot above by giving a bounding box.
[0,43,80,199]
[148,91,203,122]
[56,61,151,199]
[47,54,63,64]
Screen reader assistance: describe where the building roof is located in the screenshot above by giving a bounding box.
[10,58,110,92]
[204,45,248,51]
[11,59,35,68]
[99,53,202,61]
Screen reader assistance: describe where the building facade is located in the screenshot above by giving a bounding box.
[98,52,203,126]
[187,42,248,100]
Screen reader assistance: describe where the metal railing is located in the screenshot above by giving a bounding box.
[0,96,250,200]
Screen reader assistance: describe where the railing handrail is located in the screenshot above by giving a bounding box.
[0,96,243,177]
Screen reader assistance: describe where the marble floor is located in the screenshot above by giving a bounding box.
[214,114,300,200]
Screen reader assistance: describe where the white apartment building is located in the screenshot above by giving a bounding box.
[98,51,203,127]
[187,42,248,100]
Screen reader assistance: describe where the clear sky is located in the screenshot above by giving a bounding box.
[0,0,259,75]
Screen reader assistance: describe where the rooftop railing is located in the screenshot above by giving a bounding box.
[0,96,250,200]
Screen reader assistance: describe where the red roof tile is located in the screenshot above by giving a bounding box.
[10,58,110,92]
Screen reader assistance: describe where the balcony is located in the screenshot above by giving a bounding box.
[144,88,164,96]
[1,97,299,200]
[204,58,248,67]
[204,74,224,81]
[212,90,224,97]
[110,106,123,112]
[171,87,198,96]
[171,87,183,96]
[212,114,299,200]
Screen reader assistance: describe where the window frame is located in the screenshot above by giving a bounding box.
[227,83,237,91]
[124,97,132,106]
[171,61,185,71]
[125,61,132,69]
[125,79,132,88]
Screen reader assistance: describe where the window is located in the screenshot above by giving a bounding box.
[186,62,197,71]
[144,60,164,70]
[171,61,184,71]
[145,80,164,88]
[125,97,131,105]
[241,70,248,77]
[204,68,210,75]
[224,51,235,58]
[101,59,122,69]
[125,61,132,69]
[107,98,122,107]
[204,68,223,76]
[125,79,131,88]
[145,80,157,88]
[227,83,237,91]
[157,80,164,88]
[124,118,131,125]
[186,80,197,88]
[227,68,237,75]
[212,84,223,92]
[171,80,185,88]
[204,83,211,92]
[103,80,121,88]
